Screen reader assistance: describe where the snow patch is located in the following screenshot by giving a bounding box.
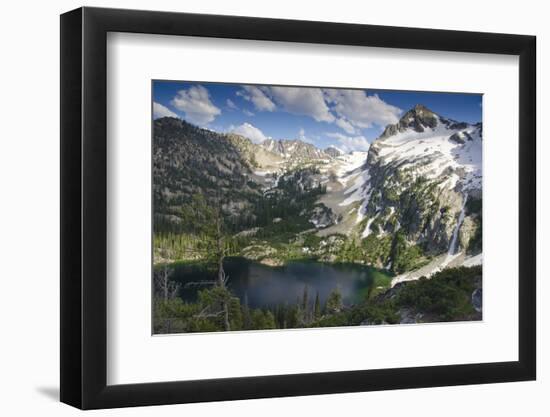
[463,253,482,267]
[376,123,481,193]
[362,217,375,238]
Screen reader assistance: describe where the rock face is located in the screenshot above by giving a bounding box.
[398,308,418,324]
[153,117,338,236]
[341,104,483,272]
[459,216,477,251]
[153,104,482,275]
[380,104,439,138]
[308,205,339,229]
[324,146,344,158]
[449,131,473,144]
[471,288,482,313]
[261,138,332,162]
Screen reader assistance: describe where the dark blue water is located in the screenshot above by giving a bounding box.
[170,257,389,308]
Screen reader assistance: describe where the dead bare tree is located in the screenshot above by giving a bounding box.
[214,204,231,331]
[153,266,181,333]
[155,265,180,302]
[174,194,233,331]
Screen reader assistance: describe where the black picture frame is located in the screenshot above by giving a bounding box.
[60,6,536,410]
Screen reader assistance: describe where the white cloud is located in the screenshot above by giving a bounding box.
[235,86,400,132]
[226,98,238,110]
[153,102,179,119]
[229,122,267,144]
[326,132,370,153]
[237,86,276,112]
[335,117,356,134]
[170,85,221,125]
[243,109,255,117]
[297,128,314,144]
[325,90,401,128]
[268,86,335,123]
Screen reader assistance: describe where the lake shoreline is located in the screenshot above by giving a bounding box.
[153,263,483,334]
[154,255,394,275]
[160,257,393,309]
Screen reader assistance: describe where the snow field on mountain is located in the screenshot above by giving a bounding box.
[376,122,482,193]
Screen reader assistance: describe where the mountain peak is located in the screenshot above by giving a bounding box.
[380,104,440,139]
[399,104,438,124]
[260,138,329,160]
[324,146,344,158]
[412,103,433,113]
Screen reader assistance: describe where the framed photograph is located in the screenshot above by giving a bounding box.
[60,6,536,409]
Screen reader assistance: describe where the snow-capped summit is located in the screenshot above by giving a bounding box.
[380,104,440,138]
[317,105,482,276]
[154,104,482,280]
[324,145,344,158]
[370,106,482,193]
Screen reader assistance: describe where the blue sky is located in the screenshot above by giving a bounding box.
[153,80,482,152]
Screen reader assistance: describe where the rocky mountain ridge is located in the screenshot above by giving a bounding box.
[262,138,330,160]
[324,104,483,276]
[153,104,482,277]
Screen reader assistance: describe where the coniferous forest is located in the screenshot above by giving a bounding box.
[152,83,483,334]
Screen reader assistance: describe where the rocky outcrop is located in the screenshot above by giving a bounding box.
[262,138,332,161]
[354,104,482,270]
[324,146,344,158]
[153,105,482,277]
[471,288,482,313]
[308,204,339,229]
[449,131,473,144]
[380,104,439,138]
[242,244,277,261]
[459,216,477,252]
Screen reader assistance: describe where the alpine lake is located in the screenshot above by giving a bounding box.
[168,257,393,309]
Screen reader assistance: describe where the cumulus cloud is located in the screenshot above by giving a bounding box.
[268,86,335,123]
[229,122,267,144]
[326,132,370,153]
[153,102,179,119]
[335,117,356,134]
[234,86,399,133]
[297,128,314,144]
[237,86,276,112]
[325,89,402,129]
[226,98,238,110]
[170,85,221,125]
[229,86,399,151]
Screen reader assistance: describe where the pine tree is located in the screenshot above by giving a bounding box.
[242,292,251,329]
[325,287,343,314]
[314,291,321,319]
[302,285,310,324]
